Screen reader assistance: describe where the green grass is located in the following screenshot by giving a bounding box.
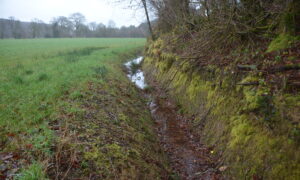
[0,38,145,131]
[17,162,47,180]
[0,38,146,177]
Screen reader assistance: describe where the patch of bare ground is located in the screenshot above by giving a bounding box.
[147,80,224,180]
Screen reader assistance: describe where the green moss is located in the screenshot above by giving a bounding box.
[144,39,300,179]
[186,75,210,101]
[284,94,300,107]
[83,140,165,179]
[267,33,299,52]
[240,79,277,125]
[242,79,271,112]
[84,143,130,177]
[153,38,164,49]
[172,71,189,89]
[229,115,255,148]
[288,56,297,61]
[243,88,262,111]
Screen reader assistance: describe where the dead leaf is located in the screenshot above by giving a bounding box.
[219,166,228,172]
[1,154,13,161]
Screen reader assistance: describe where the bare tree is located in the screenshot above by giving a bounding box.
[30,18,44,38]
[141,0,155,40]
[88,22,97,31]
[69,13,86,37]
[51,16,73,37]
[0,12,148,39]
[113,0,155,40]
[107,20,116,28]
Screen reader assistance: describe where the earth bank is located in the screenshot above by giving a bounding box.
[142,38,300,179]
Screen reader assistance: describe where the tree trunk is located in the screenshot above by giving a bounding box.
[141,0,155,40]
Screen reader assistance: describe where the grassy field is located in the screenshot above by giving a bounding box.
[0,38,171,179]
[0,38,143,128]
[0,38,144,134]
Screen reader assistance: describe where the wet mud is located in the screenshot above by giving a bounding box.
[125,57,222,180]
[150,92,222,180]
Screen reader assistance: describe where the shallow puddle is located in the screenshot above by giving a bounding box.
[124,57,147,89]
[125,57,221,180]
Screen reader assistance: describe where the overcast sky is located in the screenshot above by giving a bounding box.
[0,0,145,27]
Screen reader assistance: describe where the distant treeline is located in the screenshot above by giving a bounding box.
[0,13,149,39]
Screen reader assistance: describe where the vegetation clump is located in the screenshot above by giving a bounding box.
[143,1,300,176]
[267,33,300,52]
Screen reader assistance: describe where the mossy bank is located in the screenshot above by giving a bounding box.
[143,38,300,179]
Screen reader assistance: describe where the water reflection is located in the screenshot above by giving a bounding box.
[125,57,147,89]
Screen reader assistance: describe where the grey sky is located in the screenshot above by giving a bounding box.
[0,0,145,27]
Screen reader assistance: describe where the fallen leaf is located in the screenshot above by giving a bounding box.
[1,154,13,161]
[7,133,15,137]
[25,144,33,149]
[219,166,228,172]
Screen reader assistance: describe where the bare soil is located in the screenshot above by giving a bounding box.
[147,84,223,180]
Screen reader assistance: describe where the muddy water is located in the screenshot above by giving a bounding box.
[125,57,221,180]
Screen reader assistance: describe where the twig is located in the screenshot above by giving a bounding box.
[237,81,259,86]
[270,65,300,72]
